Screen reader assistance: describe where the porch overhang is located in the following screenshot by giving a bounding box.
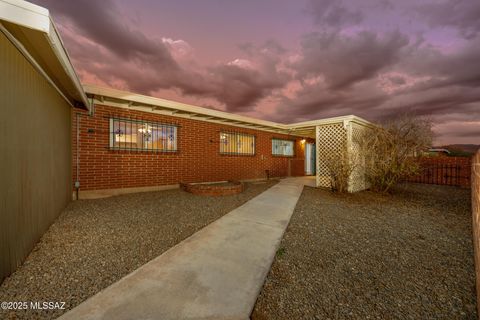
[284,115,372,139]
[84,85,297,136]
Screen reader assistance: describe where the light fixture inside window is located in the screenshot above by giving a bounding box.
[138,124,152,142]
[138,124,152,133]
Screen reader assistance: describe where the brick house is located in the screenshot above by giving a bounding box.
[73,85,372,199]
[0,0,372,279]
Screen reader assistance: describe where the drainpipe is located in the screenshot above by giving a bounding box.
[75,96,95,199]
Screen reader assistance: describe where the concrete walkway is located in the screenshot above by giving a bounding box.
[59,177,313,320]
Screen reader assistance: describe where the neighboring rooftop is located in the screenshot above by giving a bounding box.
[428,148,451,155]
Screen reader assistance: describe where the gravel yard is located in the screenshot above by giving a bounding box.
[0,180,277,320]
[253,183,477,320]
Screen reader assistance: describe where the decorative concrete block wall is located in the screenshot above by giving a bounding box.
[315,123,347,189]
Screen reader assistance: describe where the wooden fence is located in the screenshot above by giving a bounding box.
[471,151,480,316]
[406,156,472,187]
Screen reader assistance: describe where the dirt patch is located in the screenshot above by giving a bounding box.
[0,180,277,320]
[253,183,477,320]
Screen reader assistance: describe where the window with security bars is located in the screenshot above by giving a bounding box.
[272,139,294,156]
[220,131,255,155]
[109,118,178,152]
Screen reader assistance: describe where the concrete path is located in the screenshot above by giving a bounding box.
[59,177,313,320]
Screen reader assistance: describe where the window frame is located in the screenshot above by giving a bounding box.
[109,117,179,153]
[219,131,256,156]
[271,138,295,157]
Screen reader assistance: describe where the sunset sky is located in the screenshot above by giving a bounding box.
[33,0,479,145]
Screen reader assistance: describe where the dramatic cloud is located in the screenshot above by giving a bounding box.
[273,27,480,144]
[32,0,479,144]
[206,63,287,111]
[400,37,480,89]
[306,0,363,28]
[416,0,480,39]
[41,0,178,69]
[35,0,290,113]
[291,31,409,90]
[204,41,290,111]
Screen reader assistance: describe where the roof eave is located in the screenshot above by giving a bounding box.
[84,84,373,137]
[0,0,90,111]
[46,19,90,110]
[84,84,289,132]
[287,115,373,129]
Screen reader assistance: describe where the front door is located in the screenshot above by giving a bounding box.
[305,143,316,175]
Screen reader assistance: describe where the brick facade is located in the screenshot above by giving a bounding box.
[72,104,310,192]
[471,152,480,316]
[180,181,244,196]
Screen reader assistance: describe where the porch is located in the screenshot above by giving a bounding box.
[286,115,372,192]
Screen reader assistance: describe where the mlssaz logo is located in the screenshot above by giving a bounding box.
[30,301,66,310]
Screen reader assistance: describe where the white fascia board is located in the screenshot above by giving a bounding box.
[0,0,49,32]
[92,97,295,136]
[46,20,90,110]
[287,115,372,129]
[85,85,374,133]
[84,84,287,130]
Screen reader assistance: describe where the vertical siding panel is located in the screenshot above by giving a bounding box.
[0,31,72,281]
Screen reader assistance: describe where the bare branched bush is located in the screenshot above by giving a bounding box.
[361,114,433,193]
[325,144,357,193]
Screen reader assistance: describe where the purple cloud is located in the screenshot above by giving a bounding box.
[306,0,363,28]
[30,0,480,144]
[291,31,409,90]
[416,0,480,40]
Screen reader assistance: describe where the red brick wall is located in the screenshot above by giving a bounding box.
[471,151,480,315]
[72,104,308,191]
[289,159,305,176]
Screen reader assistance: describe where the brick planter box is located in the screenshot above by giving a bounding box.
[181,181,244,196]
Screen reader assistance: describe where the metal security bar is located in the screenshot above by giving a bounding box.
[220,131,255,155]
[406,163,470,187]
[272,138,294,156]
[109,118,178,152]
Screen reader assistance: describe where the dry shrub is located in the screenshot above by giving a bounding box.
[324,143,357,193]
[362,114,433,193]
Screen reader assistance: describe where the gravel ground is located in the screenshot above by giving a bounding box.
[252,183,477,320]
[0,180,277,320]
